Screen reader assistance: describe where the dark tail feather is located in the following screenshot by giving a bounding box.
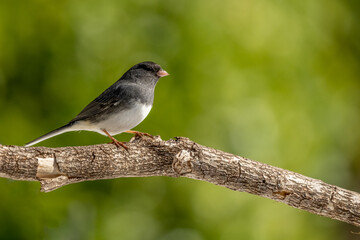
[25,123,73,147]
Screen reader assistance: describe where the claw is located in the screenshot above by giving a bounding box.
[111,139,128,150]
[125,130,154,139]
[102,129,128,151]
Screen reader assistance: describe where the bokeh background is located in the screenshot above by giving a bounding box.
[0,0,359,239]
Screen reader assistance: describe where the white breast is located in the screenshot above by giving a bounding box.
[73,103,152,136]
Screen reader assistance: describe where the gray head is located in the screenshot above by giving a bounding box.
[121,61,169,86]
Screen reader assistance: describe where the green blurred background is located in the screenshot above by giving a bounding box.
[0,0,359,239]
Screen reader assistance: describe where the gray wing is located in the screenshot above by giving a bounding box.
[70,83,138,123]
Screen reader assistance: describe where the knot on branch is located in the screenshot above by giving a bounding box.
[36,156,64,178]
[172,150,193,174]
[40,175,69,192]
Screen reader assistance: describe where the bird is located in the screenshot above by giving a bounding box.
[25,61,169,149]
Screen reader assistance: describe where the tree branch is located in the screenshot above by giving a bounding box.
[0,136,359,227]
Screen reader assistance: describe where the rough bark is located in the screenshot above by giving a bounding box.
[0,136,359,227]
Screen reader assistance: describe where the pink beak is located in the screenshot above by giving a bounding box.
[157,70,169,77]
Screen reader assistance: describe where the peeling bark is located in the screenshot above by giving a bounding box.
[0,136,359,227]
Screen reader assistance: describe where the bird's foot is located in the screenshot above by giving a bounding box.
[125,130,154,139]
[109,139,129,151]
[102,128,128,151]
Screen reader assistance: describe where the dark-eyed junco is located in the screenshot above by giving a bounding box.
[25,61,169,149]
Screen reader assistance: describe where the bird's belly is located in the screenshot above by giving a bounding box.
[99,103,152,135]
[75,103,152,136]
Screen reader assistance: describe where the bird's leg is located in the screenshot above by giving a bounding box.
[125,130,153,138]
[102,129,128,150]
